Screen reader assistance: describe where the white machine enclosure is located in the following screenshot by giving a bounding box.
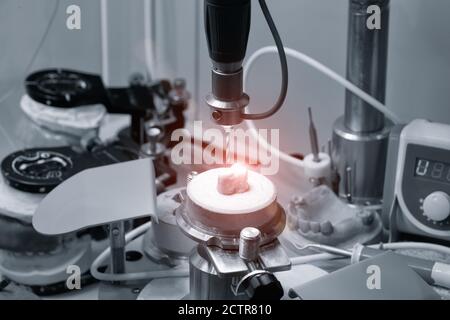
[384,119,450,241]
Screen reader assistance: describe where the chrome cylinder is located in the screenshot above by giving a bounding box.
[205,69,249,126]
[189,246,241,300]
[333,0,391,204]
[344,0,390,133]
[239,227,261,261]
[333,117,391,204]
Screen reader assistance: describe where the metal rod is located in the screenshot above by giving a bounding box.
[308,107,320,162]
[328,140,334,168]
[109,221,126,277]
[344,0,390,133]
[345,166,353,203]
[300,244,352,257]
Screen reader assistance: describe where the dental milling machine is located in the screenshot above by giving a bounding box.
[23,0,293,301]
[6,0,450,301]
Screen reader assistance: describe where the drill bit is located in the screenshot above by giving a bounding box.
[345,166,353,203]
[308,107,320,162]
[224,126,234,165]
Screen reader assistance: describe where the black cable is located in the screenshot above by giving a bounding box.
[242,0,288,120]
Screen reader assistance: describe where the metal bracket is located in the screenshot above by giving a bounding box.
[205,239,291,277]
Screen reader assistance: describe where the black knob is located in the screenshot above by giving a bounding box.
[243,272,284,300]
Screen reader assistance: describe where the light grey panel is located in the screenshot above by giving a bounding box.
[0,0,102,91]
[388,0,450,123]
[152,0,199,120]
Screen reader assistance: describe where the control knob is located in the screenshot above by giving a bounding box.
[423,191,450,222]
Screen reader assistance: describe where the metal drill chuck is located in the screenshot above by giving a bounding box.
[205,69,249,126]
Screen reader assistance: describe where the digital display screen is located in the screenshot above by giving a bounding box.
[415,158,450,183]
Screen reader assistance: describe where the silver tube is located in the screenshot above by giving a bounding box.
[333,0,391,204]
[332,117,391,204]
[344,0,390,133]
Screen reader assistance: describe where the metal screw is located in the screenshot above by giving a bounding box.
[187,171,198,184]
[146,126,162,140]
[146,126,163,155]
[212,110,223,121]
[132,288,141,294]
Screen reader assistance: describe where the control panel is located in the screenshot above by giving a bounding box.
[384,119,450,240]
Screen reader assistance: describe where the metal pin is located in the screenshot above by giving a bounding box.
[224,126,234,164]
[109,221,126,284]
[146,126,162,155]
[296,243,352,257]
[328,140,333,168]
[345,166,353,203]
[308,107,320,162]
[239,227,261,261]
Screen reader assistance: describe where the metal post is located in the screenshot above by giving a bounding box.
[109,221,126,277]
[332,0,392,204]
[344,0,390,133]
